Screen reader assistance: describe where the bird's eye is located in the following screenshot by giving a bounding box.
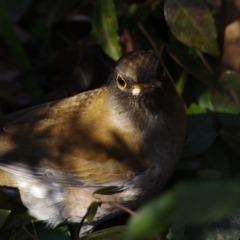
[116,74,127,90]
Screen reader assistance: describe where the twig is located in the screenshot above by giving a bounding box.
[22,224,38,240]
[101,201,137,216]
[196,48,215,75]
[137,22,159,52]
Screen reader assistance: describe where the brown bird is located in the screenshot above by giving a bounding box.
[0,50,186,234]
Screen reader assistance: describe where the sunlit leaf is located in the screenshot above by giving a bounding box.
[93,0,121,60]
[187,103,206,114]
[85,202,99,224]
[198,89,214,111]
[164,0,219,56]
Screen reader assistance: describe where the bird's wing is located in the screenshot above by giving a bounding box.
[0,88,138,187]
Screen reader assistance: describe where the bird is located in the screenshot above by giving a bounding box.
[0,50,186,234]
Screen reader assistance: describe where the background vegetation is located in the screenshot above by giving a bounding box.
[0,0,240,239]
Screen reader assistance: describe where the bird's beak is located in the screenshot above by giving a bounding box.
[132,80,161,96]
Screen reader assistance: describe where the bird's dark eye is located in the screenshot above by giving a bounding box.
[116,74,127,90]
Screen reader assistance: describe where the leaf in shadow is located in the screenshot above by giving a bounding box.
[182,112,217,158]
[164,0,219,56]
[122,180,240,240]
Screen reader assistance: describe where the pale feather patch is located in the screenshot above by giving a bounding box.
[132,88,141,95]
[30,185,48,198]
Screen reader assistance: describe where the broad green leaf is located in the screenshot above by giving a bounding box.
[122,180,240,240]
[122,188,176,240]
[198,89,214,111]
[85,202,100,224]
[187,103,206,114]
[164,0,219,56]
[93,0,121,60]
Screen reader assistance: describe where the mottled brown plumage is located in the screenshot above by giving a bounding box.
[0,50,186,233]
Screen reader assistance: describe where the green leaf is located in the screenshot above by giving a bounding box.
[182,113,217,158]
[85,202,100,224]
[187,103,206,115]
[122,189,176,240]
[164,0,219,56]
[122,180,240,240]
[198,89,214,111]
[0,209,11,228]
[93,0,121,60]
